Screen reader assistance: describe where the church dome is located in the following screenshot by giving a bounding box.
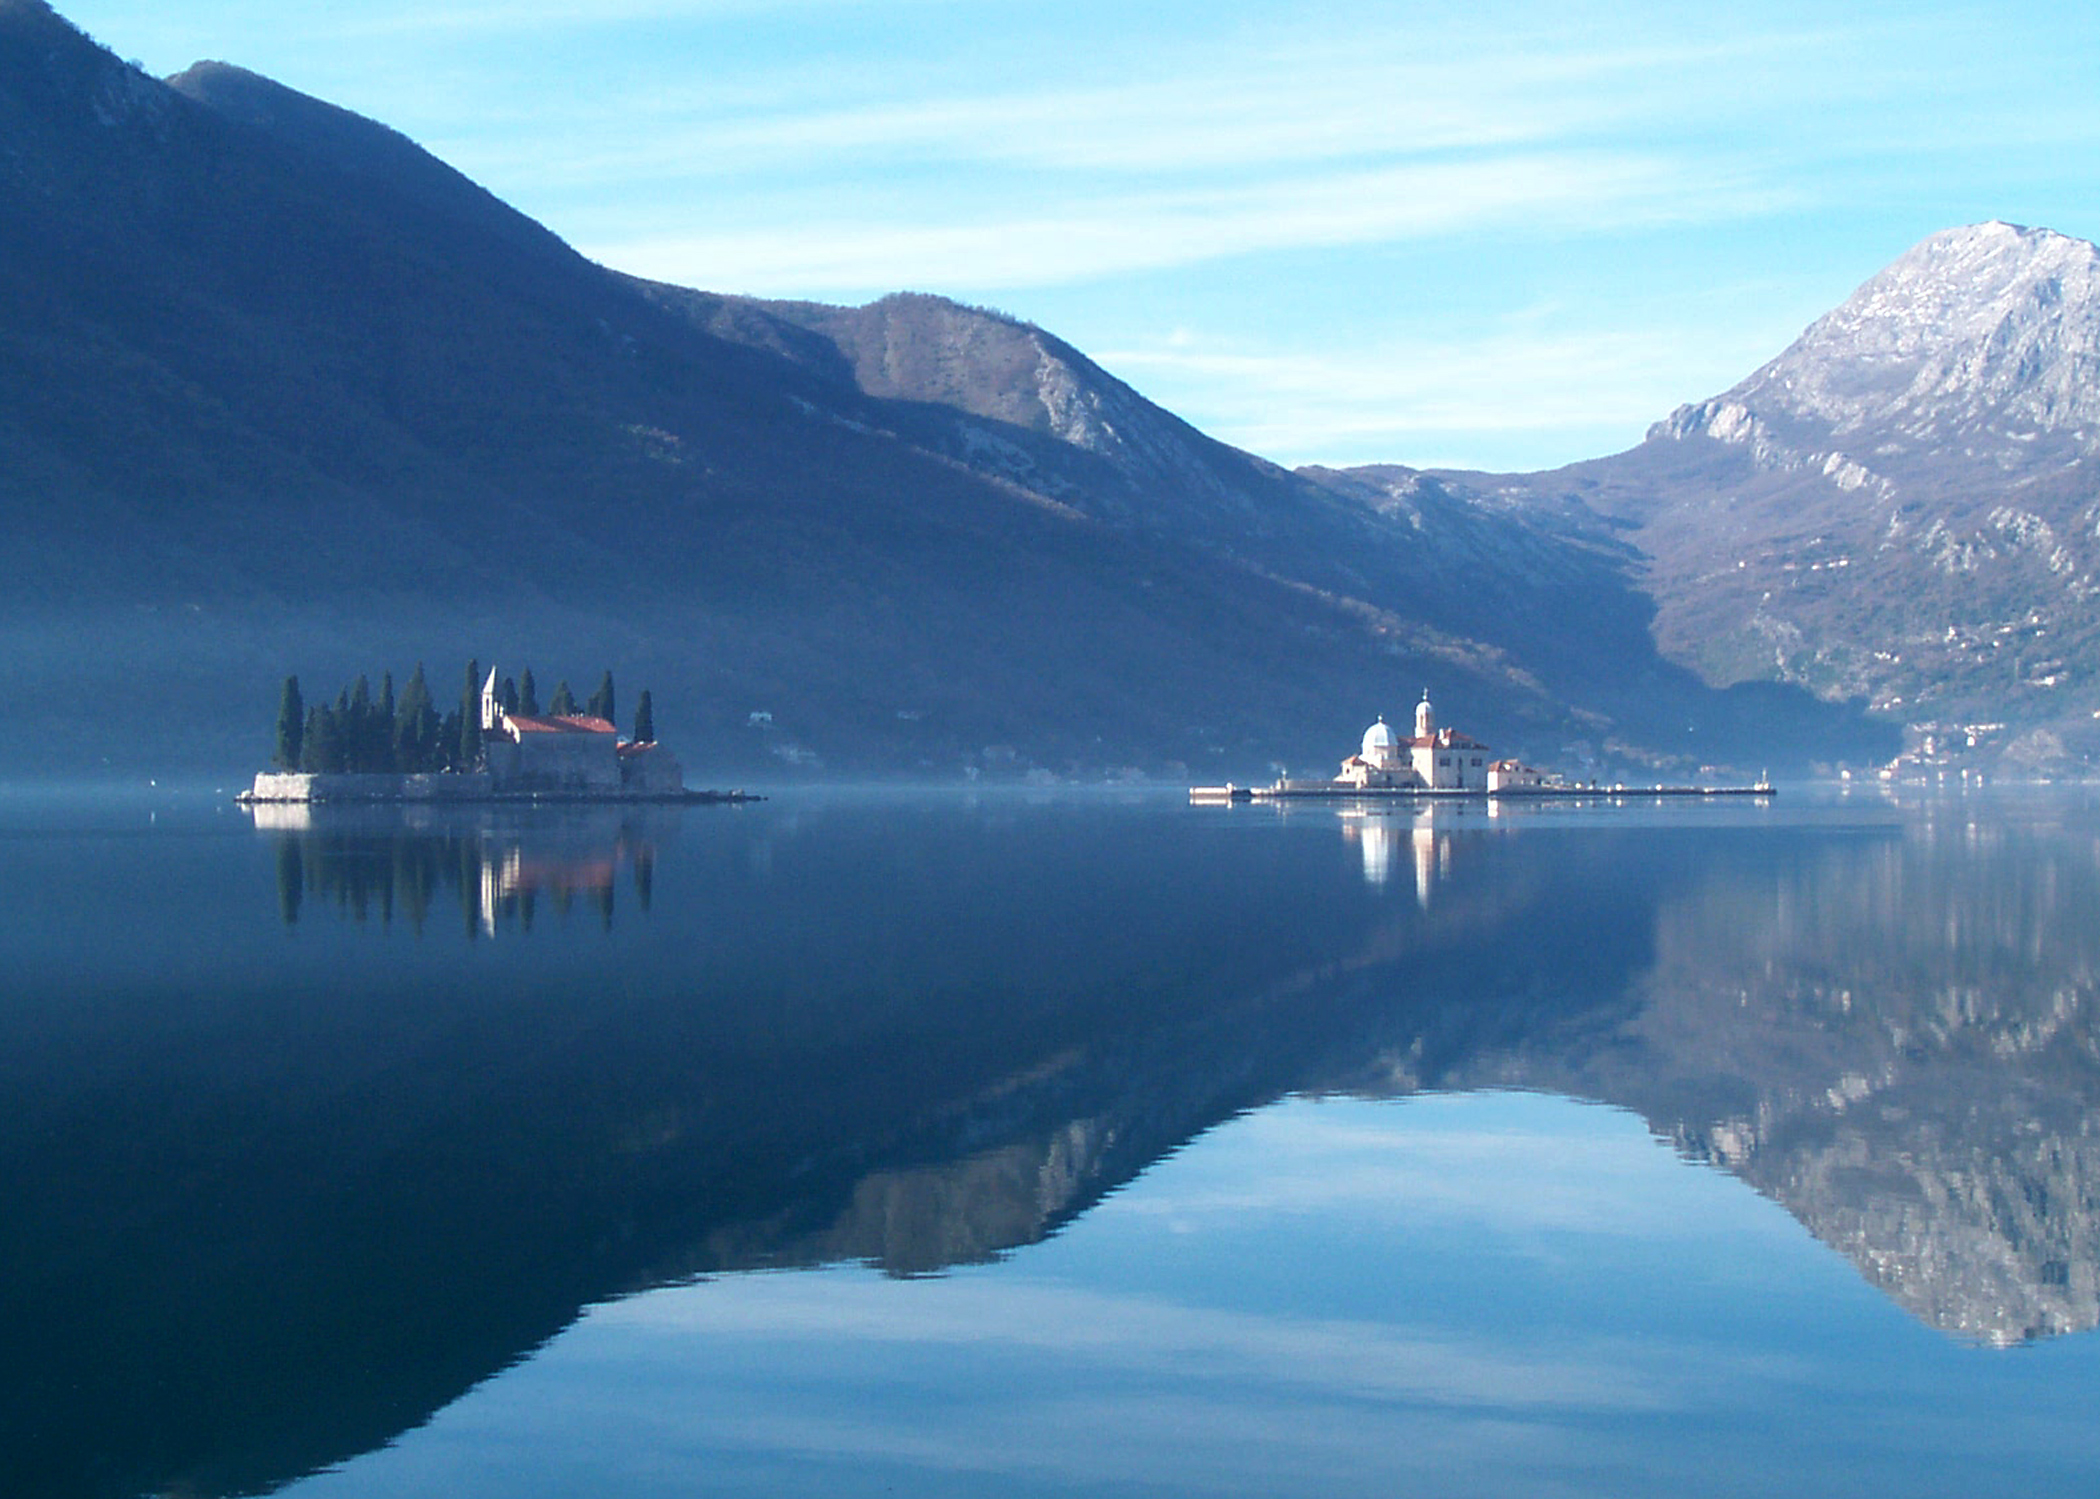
[1362,716,1398,763]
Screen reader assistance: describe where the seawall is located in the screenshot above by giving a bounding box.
[235,772,751,804]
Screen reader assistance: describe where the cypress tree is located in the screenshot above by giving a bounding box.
[299,704,323,772]
[307,702,344,773]
[519,668,539,717]
[587,670,615,726]
[349,676,374,772]
[438,707,463,772]
[275,675,304,769]
[500,676,520,716]
[458,659,482,770]
[379,672,397,772]
[633,689,655,744]
[396,663,436,772]
[549,679,577,716]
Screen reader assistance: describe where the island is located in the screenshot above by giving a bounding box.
[1193,691,1773,802]
[236,660,758,804]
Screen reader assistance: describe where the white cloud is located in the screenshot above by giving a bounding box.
[584,152,1788,295]
[1092,316,1795,468]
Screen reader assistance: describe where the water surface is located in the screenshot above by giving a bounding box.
[5,784,2100,1496]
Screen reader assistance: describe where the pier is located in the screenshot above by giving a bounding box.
[1191,781,1776,804]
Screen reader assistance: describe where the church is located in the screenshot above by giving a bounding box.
[479,668,684,794]
[1337,692,1495,790]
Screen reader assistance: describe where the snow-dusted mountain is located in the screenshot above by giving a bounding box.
[1668,221,2100,474]
[1483,222,2100,772]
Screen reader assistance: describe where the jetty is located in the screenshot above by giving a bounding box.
[1191,780,1773,804]
[1191,691,1773,805]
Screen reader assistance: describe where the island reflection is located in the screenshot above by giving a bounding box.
[7,789,2100,1497]
[255,804,666,934]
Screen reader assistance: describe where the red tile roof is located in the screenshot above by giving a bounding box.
[506,713,617,735]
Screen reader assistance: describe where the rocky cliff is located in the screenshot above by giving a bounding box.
[1478,222,2100,773]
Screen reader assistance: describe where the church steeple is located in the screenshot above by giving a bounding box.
[480,665,503,732]
[1414,689,1435,739]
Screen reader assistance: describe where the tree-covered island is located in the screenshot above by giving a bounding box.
[244,660,713,803]
[273,660,654,774]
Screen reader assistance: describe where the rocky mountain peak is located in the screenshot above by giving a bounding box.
[1655,221,2100,468]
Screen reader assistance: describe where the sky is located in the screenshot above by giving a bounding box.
[56,0,2100,472]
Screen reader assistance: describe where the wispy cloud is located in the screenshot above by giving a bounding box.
[1091,311,1799,468]
[70,0,2100,471]
[586,153,1789,295]
[325,0,967,40]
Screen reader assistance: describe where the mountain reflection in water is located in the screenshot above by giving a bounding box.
[3,788,2099,1497]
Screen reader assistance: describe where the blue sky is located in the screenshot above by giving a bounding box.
[60,1,2100,471]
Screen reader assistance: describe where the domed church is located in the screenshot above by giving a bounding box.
[1337,691,1493,790]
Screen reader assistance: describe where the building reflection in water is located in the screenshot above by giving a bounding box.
[252,802,666,935]
[1339,806,1461,907]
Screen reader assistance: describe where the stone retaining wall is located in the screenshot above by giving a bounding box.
[241,772,496,802]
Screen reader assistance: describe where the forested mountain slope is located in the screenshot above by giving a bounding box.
[0,0,1883,779]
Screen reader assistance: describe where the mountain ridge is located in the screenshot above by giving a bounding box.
[0,1,1889,780]
[1387,219,2100,774]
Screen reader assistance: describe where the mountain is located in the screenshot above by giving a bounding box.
[0,0,1884,781]
[1447,222,2100,775]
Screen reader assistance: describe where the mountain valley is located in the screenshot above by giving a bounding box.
[5,0,2095,780]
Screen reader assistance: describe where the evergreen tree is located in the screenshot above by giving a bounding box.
[305,702,344,773]
[378,672,397,772]
[500,676,519,715]
[519,668,539,717]
[458,659,482,770]
[349,676,374,772]
[587,670,615,726]
[549,679,577,716]
[396,663,438,772]
[438,707,463,772]
[633,689,655,744]
[274,675,304,769]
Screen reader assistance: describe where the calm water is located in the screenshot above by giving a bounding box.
[6,783,2100,1496]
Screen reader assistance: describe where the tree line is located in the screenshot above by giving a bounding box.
[275,660,658,774]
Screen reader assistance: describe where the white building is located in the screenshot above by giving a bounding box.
[1337,692,1491,790]
[477,666,683,794]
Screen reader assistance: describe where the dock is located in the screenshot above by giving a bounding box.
[1191,781,1775,804]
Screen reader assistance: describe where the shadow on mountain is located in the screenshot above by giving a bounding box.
[0,1,1890,780]
[4,793,2099,1494]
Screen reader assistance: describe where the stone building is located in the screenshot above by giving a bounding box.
[1337,692,1491,790]
[479,667,682,794]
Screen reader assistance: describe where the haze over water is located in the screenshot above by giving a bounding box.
[6,784,2100,1496]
